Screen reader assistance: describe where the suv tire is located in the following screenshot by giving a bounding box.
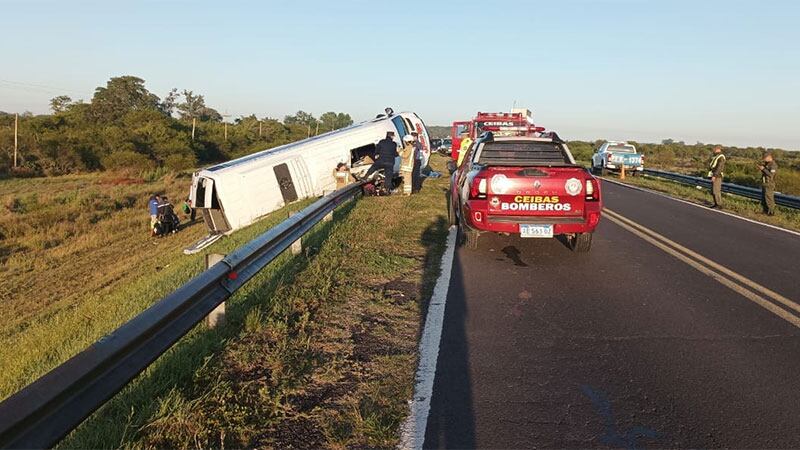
[458,223,479,250]
[447,191,458,226]
[569,232,592,252]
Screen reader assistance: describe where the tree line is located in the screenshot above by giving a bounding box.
[0,76,353,177]
[568,139,800,195]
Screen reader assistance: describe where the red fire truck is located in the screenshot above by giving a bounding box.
[450,109,544,160]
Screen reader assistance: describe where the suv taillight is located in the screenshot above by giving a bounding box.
[585,178,600,201]
[606,153,612,162]
[470,175,487,199]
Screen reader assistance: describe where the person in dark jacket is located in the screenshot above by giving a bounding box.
[365,131,399,192]
[411,131,423,193]
[708,146,726,208]
[758,153,778,215]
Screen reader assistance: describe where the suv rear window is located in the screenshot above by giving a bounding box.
[608,145,636,153]
[478,141,570,165]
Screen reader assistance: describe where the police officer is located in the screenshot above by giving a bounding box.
[708,145,726,209]
[758,153,778,216]
[365,131,399,192]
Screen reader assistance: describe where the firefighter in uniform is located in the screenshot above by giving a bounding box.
[400,135,416,195]
[708,146,726,209]
[758,153,778,216]
[457,132,473,167]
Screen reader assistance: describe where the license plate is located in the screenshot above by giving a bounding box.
[520,224,553,238]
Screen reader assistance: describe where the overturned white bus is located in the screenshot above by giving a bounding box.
[185,110,431,253]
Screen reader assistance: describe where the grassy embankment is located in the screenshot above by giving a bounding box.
[1,170,209,397]
[1,157,450,447]
[61,157,449,448]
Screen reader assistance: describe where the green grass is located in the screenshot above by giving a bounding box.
[606,172,800,232]
[51,156,451,448]
[0,169,321,401]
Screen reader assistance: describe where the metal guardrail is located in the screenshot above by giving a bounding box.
[0,182,363,449]
[642,168,800,210]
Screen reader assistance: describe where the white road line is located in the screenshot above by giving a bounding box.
[399,226,458,450]
[601,177,800,238]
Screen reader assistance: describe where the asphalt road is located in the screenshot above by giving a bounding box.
[424,180,800,449]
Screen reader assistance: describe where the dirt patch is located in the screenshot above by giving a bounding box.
[382,278,420,304]
[100,176,145,186]
[258,416,327,449]
[351,315,403,362]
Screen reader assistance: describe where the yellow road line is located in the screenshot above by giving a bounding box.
[603,209,800,329]
[604,208,800,317]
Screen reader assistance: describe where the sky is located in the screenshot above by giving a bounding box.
[2,0,799,149]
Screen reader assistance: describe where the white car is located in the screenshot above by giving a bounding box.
[591,141,644,175]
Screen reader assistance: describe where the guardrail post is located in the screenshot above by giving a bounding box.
[323,190,334,222]
[620,164,626,180]
[205,253,226,328]
[289,211,302,255]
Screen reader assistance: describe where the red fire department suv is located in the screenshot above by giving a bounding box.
[448,132,602,252]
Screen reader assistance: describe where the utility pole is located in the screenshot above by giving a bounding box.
[307,124,311,138]
[222,111,231,142]
[258,120,262,138]
[13,113,18,168]
[315,122,319,136]
[191,117,196,141]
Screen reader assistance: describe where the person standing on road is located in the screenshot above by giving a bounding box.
[400,135,416,196]
[365,131,399,193]
[758,153,778,216]
[708,145,726,209]
[457,132,473,167]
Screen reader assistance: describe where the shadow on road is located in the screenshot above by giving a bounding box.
[423,248,476,449]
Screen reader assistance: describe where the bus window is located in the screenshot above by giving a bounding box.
[404,117,415,135]
[391,116,408,138]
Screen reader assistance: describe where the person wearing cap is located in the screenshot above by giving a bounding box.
[365,131,399,192]
[707,145,726,209]
[457,131,473,167]
[758,153,778,216]
[400,135,416,195]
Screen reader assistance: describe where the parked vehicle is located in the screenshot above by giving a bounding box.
[448,132,602,252]
[450,109,543,160]
[186,109,431,254]
[437,138,452,155]
[591,141,644,175]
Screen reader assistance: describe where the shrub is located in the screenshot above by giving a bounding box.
[163,153,197,171]
[103,150,154,173]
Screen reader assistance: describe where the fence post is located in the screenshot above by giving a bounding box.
[205,253,226,328]
[620,164,626,180]
[289,211,302,255]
